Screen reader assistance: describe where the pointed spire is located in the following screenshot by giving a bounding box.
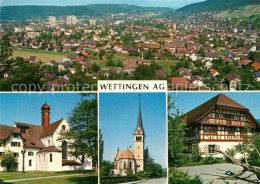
[135,94,145,135]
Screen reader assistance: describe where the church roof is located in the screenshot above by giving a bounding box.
[182,94,252,124]
[38,146,61,153]
[40,119,64,138]
[115,150,135,160]
[0,119,65,149]
[15,122,45,149]
[135,99,145,134]
[0,125,16,140]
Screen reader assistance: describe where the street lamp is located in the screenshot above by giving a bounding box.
[21,149,26,174]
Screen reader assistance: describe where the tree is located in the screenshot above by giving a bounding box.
[100,160,114,176]
[144,50,153,59]
[91,63,101,73]
[0,34,14,76]
[0,151,18,172]
[133,62,159,80]
[106,59,115,66]
[145,157,162,178]
[68,63,95,91]
[0,63,45,91]
[116,60,123,67]
[168,96,187,167]
[168,167,203,184]
[99,50,106,60]
[58,94,98,171]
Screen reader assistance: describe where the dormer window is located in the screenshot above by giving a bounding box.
[13,134,18,137]
[20,127,26,134]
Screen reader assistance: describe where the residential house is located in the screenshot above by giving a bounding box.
[224,73,242,91]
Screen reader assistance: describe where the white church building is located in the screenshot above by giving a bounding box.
[0,101,92,172]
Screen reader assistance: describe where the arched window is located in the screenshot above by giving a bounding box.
[129,162,132,169]
[123,161,126,169]
[62,125,66,131]
[50,154,52,162]
[62,140,67,159]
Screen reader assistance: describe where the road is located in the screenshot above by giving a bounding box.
[121,177,167,184]
[141,178,167,184]
[180,163,257,184]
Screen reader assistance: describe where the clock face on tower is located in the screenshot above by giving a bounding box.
[137,129,141,134]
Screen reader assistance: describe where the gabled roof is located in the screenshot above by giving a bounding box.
[182,94,248,124]
[0,125,15,140]
[40,119,64,138]
[14,122,45,149]
[115,150,135,160]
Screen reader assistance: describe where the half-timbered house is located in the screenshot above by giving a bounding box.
[182,94,259,157]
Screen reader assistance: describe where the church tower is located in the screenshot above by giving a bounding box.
[41,100,50,130]
[134,95,145,173]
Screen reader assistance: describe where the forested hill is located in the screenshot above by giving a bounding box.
[178,0,260,14]
[0,4,172,20]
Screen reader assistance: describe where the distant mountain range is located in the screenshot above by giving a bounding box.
[0,4,172,20]
[165,0,260,18]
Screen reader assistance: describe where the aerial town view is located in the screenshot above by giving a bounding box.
[0,0,259,91]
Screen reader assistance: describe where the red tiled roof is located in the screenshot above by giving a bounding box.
[40,119,64,138]
[170,77,190,89]
[182,94,248,124]
[115,150,135,160]
[38,146,61,153]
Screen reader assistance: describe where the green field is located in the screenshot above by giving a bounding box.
[2,174,97,184]
[157,60,179,74]
[11,48,70,63]
[215,5,260,18]
[0,170,93,181]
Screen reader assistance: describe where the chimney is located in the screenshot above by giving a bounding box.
[41,100,50,130]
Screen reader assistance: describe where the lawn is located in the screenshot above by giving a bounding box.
[157,60,179,74]
[2,174,97,184]
[11,48,70,63]
[0,170,93,181]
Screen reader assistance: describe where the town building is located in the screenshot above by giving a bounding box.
[49,16,56,24]
[182,94,259,158]
[67,15,77,25]
[110,97,148,175]
[0,101,92,171]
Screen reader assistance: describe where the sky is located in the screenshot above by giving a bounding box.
[99,93,167,168]
[0,93,84,126]
[1,0,205,9]
[169,92,260,120]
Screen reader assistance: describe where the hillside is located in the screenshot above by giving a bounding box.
[0,4,172,20]
[178,0,260,14]
[215,4,260,18]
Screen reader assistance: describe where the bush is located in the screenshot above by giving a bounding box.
[116,60,123,67]
[100,160,113,176]
[0,151,18,172]
[203,155,220,165]
[191,144,202,162]
[224,147,236,163]
[168,167,203,184]
[106,59,115,66]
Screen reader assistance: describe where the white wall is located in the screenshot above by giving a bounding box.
[40,135,53,147]
[199,141,243,159]
[37,152,62,171]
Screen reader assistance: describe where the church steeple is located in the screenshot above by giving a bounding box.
[135,95,145,135]
[134,94,145,173]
